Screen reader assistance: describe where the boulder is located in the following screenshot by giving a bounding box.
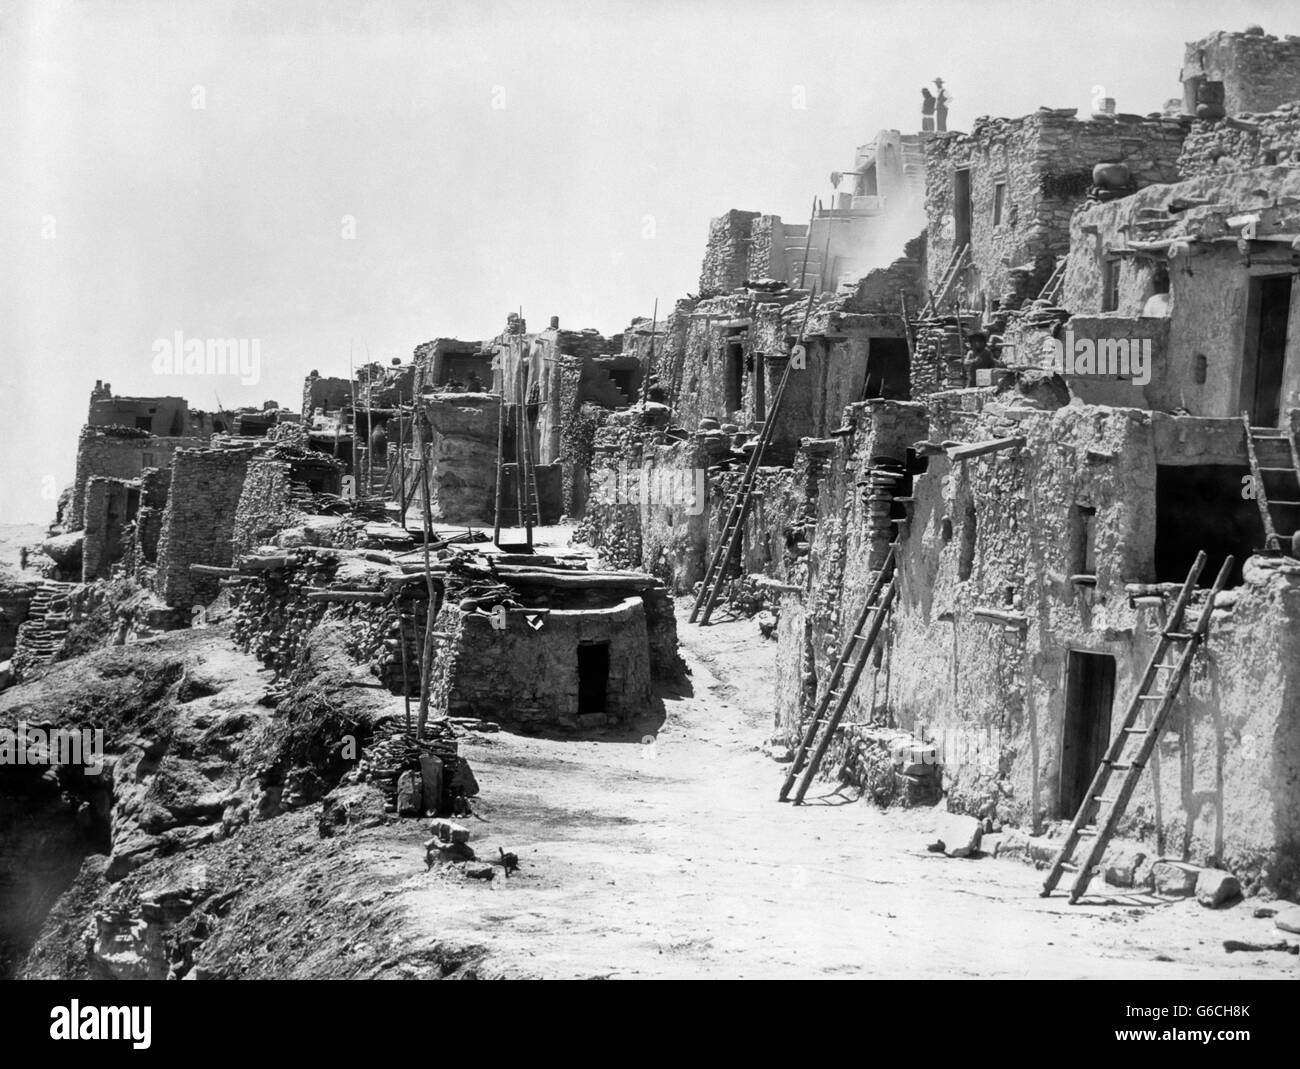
[928,812,982,858]
[1273,902,1300,935]
[429,819,470,845]
[1152,860,1200,897]
[1103,848,1147,888]
[1195,869,1241,909]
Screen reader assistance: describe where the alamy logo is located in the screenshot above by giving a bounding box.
[590,464,706,515]
[0,721,104,774]
[1021,330,1151,385]
[50,1000,151,1049]
[151,331,261,385]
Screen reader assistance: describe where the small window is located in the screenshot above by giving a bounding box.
[141,453,156,468]
[992,181,1006,226]
[1194,353,1207,385]
[1072,506,1097,577]
[1101,256,1121,313]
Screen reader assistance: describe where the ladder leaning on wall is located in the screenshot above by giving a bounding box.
[1241,412,1300,553]
[778,542,899,805]
[690,291,816,627]
[1040,550,1232,903]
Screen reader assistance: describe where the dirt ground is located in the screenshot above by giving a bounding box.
[356,599,1299,980]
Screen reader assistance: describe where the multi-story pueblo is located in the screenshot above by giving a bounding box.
[4,22,1300,982]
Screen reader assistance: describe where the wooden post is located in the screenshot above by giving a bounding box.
[641,298,658,404]
[798,195,816,291]
[493,390,506,545]
[416,416,438,741]
[513,401,526,536]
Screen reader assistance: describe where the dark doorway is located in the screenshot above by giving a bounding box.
[1060,651,1116,817]
[725,341,744,413]
[953,169,972,250]
[1155,465,1261,586]
[577,642,610,715]
[1241,274,1292,428]
[862,337,911,400]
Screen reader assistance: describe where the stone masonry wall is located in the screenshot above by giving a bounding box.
[155,449,251,608]
[925,113,1188,304]
[1182,29,1300,117]
[699,210,759,297]
[1177,103,1300,176]
[70,429,203,532]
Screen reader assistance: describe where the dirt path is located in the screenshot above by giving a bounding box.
[380,603,1299,979]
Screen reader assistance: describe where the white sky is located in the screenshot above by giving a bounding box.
[1,0,1295,521]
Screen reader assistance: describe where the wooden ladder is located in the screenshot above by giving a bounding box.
[1037,257,1067,304]
[1041,550,1233,903]
[690,291,814,626]
[923,244,970,315]
[779,543,899,804]
[1241,413,1300,552]
[689,358,795,626]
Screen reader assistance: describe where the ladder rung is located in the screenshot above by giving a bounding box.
[1257,466,1297,473]
[1163,631,1194,640]
[1108,762,1138,772]
[1122,727,1148,734]
[1268,499,1300,506]
[1075,828,1097,837]
[1138,694,1166,701]
[1058,861,1078,872]
[1093,795,1116,804]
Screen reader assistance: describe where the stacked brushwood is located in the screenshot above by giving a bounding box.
[360,718,460,813]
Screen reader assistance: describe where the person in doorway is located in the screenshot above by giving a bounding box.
[962,331,1005,387]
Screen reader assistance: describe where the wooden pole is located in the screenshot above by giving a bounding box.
[396,390,407,526]
[493,390,506,545]
[513,401,526,536]
[520,396,536,548]
[364,345,374,496]
[416,415,437,740]
[798,195,816,290]
[348,344,359,495]
[641,298,658,404]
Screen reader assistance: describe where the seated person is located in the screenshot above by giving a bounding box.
[962,332,1005,387]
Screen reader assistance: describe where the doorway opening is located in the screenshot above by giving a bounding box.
[577,641,610,716]
[725,341,744,413]
[1241,274,1292,428]
[1060,651,1116,817]
[862,337,911,400]
[1155,464,1259,586]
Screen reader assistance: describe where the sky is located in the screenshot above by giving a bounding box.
[1,0,1295,521]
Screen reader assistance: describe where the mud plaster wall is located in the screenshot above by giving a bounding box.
[925,116,1187,302]
[419,395,499,524]
[155,449,250,608]
[773,400,929,745]
[1065,170,1300,419]
[438,598,652,728]
[1182,30,1300,117]
[777,395,1300,891]
[70,431,203,532]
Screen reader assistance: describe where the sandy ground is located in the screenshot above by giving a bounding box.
[356,599,1300,980]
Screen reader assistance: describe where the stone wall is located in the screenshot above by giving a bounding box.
[81,477,138,582]
[70,429,203,532]
[155,449,251,608]
[699,209,760,296]
[925,112,1188,304]
[435,597,653,730]
[301,375,351,419]
[418,395,500,524]
[1177,103,1300,176]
